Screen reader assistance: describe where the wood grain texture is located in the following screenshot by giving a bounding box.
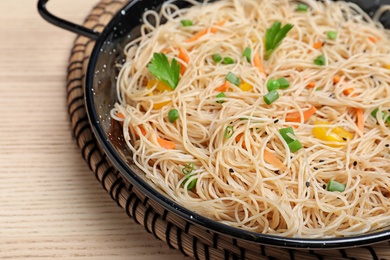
[0,1,186,259]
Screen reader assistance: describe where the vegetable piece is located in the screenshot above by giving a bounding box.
[313,42,323,50]
[288,139,303,152]
[222,57,235,65]
[277,77,290,89]
[265,21,294,60]
[314,55,326,66]
[157,138,176,149]
[148,53,180,90]
[212,53,222,63]
[224,126,234,139]
[327,180,346,192]
[312,121,353,147]
[371,108,390,123]
[186,19,226,42]
[215,81,230,92]
[243,47,252,62]
[355,108,364,132]
[368,36,379,43]
[238,81,253,92]
[285,105,317,123]
[263,90,279,105]
[333,75,341,84]
[264,149,288,172]
[267,79,280,91]
[306,81,316,88]
[178,47,190,75]
[279,127,295,143]
[343,88,354,96]
[168,109,179,123]
[182,175,197,190]
[182,162,194,175]
[181,19,193,27]
[153,101,171,110]
[216,92,226,103]
[327,31,337,40]
[253,52,266,74]
[226,72,241,86]
[296,3,308,12]
[147,79,172,92]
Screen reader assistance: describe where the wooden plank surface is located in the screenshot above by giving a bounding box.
[0,1,186,259]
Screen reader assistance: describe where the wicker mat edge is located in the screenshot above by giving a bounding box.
[65,1,390,259]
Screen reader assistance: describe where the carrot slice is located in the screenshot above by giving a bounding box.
[215,81,230,92]
[264,149,288,172]
[306,81,316,89]
[343,88,354,96]
[157,138,176,150]
[186,20,226,42]
[253,52,266,75]
[313,42,323,50]
[178,47,190,75]
[368,36,380,43]
[116,112,125,119]
[333,76,341,84]
[286,106,317,123]
[355,108,364,132]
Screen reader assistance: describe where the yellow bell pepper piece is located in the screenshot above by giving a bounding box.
[147,79,172,109]
[384,64,390,70]
[238,81,253,92]
[312,121,353,147]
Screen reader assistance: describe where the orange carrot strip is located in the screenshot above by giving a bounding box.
[286,106,317,123]
[313,42,323,50]
[215,81,230,92]
[306,81,316,89]
[368,36,380,43]
[333,76,341,84]
[235,133,244,143]
[117,112,125,119]
[178,47,190,75]
[253,52,266,75]
[264,149,288,172]
[355,108,364,132]
[157,138,176,150]
[343,88,354,96]
[186,20,226,42]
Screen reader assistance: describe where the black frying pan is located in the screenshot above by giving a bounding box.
[38,0,390,249]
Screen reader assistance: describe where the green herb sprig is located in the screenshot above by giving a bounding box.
[148,53,180,90]
[265,21,294,60]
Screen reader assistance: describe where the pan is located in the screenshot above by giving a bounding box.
[38,0,390,250]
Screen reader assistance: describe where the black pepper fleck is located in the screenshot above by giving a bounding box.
[229,168,234,173]
[342,137,347,141]
[329,93,335,99]
[353,161,357,166]
[274,170,280,174]
[386,144,390,148]
[274,119,279,124]
[313,167,319,170]
[319,160,325,163]
[306,182,310,187]
[323,184,327,189]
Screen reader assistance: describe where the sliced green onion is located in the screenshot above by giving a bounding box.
[182,175,197,190]
[224,126,234,139]
[279,127,295,143]
[182,162,194,175]
[314,55,326,66]
[327,180,346,192]
[180,19,193,27]
[168,109,179,123]
[371,108,390,123]
[222,57,235,65]
[212,54,222,63]
[277,77,290,89]
[327,30,338,40]
[243,47,252,62]
[288,139,303,152]
[296,3,308,12]
[216,92,226,103]
[267,79,281,91]
[263,90,279,105]
[226,72,241,86]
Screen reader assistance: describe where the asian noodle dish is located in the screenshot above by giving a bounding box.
[111,0,390,237]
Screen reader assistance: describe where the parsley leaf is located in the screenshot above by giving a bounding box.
[265,21,294,60]
[148,53,180,90]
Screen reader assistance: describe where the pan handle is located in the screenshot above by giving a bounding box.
[37,0,101,40]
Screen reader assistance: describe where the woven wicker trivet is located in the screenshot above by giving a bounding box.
[66,1,390,259]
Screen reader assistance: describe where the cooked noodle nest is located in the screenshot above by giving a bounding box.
[112,0,390,237]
